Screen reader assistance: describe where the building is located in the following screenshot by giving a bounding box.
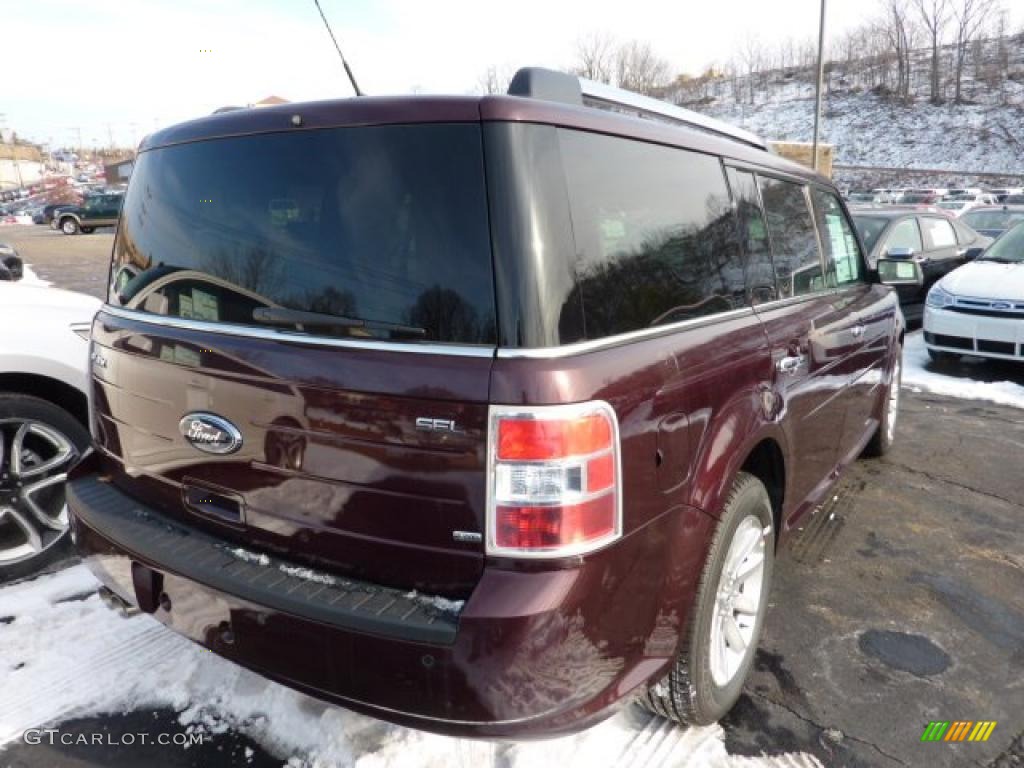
[104,158,135,185]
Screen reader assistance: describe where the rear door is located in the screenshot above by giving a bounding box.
[91,122,497,598]
[919,215,966,298]
[752,173,847,526]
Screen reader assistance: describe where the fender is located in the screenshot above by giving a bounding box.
[684,383,791,525]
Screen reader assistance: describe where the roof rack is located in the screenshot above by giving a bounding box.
[506,67,767,151]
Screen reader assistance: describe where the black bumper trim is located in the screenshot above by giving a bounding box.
[67,475,461,645]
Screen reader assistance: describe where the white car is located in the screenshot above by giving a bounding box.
[0,278,100,579]
[923,222,1024,363]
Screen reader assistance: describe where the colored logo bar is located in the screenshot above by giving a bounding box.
[921,721,997,742]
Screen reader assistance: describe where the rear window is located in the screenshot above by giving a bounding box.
[112,124,496,345]
[557,129,747,337]
[963,210,1024,232]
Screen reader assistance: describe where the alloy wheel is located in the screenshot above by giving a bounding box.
[709,515,767,687]
[0,418,79,565]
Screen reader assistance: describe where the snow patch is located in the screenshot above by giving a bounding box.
[19,263,51,287]
[0,565,822,767]
[903,331,1024,409]
[226,547,270,567]
[404,590,464,615]
[278,564,335,585]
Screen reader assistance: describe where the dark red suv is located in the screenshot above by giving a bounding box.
[67,68,911,737]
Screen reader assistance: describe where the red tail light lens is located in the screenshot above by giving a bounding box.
[487,401,621,557]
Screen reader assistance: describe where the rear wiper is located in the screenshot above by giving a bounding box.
[252,307,426,337]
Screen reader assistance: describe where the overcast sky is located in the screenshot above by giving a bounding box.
[5,0,1021,149]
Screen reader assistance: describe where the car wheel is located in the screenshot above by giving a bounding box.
[0,395,90,581]
[927,348,959,364]
[60,217,79,235]
[864,346,902,457]
[80,226,94,234]
[640,471,774,725]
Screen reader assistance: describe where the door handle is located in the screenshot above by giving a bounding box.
[851,324,865,338]
[776,355,805,375]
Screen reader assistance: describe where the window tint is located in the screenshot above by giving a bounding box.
[882,218,923,258]
[726,167,777,304]
[112,124,496,345]
[558,129,746,338]
[810,188,863,287]
[852,216,889,255]
[758,177,823,297]
[920,217,956,249]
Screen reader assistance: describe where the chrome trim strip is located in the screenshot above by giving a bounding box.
[98,305,497,359]
[496,306,757,359]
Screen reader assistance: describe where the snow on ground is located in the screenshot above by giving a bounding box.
[0,565,821,768]
[18,263,51,287]
[903,331,1024,409]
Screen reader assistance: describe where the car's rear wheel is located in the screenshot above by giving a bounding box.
[640,471,774,725]
[0,395,89,581]
[60,217,79,235]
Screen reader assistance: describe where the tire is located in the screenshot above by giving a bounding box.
[864,345,902,458]
[927,348,958,364]
[80,226,94,234]
[60,217,79,235]
[0,395,90,582]
[641,472,774,725]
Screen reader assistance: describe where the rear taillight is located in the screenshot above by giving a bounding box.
[486,401,622,557]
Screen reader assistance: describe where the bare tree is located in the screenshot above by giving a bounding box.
[615,40,671,95]
[911,0,952,103]
[476,66,513,95]
[738,34,764,104]
[878,0,917,100]
[573,33,617,84]
[950,0,1000,102]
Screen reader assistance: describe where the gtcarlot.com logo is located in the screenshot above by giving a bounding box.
[921,721,997,743]
[23,729,206,747]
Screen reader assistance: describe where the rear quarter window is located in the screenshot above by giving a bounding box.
[557,129,748,338]
[758,177,823,298]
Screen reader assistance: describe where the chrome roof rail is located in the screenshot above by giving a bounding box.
[506,67,767,151]
[578,77,767,150]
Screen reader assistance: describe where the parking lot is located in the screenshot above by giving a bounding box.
[1,224,1022,767]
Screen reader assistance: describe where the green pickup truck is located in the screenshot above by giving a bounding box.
[54,193,124,235]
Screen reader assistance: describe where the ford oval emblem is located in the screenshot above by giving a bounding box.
[178,413,243,455]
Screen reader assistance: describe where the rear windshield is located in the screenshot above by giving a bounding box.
[963,210,1024,232]
[111,124,496,345]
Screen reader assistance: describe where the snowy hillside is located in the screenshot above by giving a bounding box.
[668,34,1024,176]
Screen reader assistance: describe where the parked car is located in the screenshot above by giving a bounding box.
[960,206,1024,239]
[41,202,79,226]
[1002,194,1024,205]
[67,67,909,737]
[847,192,881,204]
[851,209,991,322]
[924,220,1024,362]
[0,244,24,280]
[54,193,123,234]
[0,276,100,579]
[989,187,1023,202]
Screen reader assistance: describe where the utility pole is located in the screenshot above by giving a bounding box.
[811,0,827,172]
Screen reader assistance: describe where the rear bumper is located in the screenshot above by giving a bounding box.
[923,306,1024,361]
[67,470,710,738]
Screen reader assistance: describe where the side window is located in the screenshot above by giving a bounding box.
[558,129,747,338]
[810,188,864,287]
[882,218,923,257]
[758,176,823,298]
[951,219,977,245]
[921,217,957,250]
[726,167,776,304]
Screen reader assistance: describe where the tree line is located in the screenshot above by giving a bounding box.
[480,0,1020,108]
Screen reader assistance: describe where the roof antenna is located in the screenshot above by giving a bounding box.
[313,0,364,96]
